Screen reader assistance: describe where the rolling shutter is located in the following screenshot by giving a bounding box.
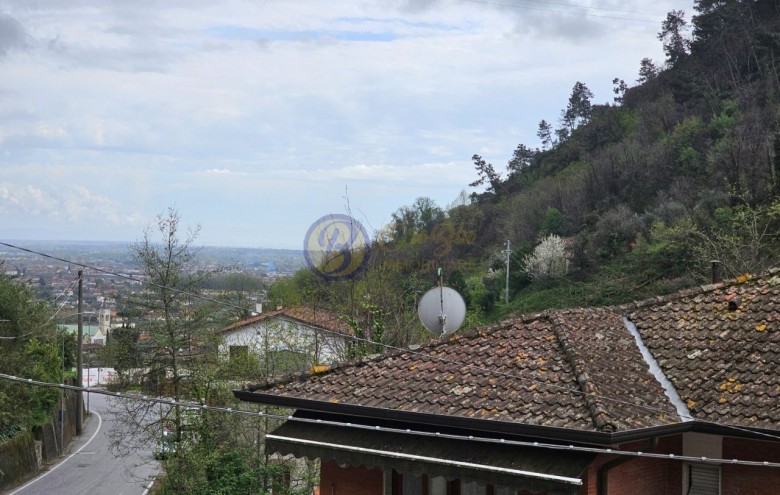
[688,464,720,495]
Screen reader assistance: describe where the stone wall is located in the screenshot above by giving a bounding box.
[0,385,81,490]
[0,431,38,489]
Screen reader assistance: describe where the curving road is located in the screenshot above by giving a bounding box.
[4,392,159,495]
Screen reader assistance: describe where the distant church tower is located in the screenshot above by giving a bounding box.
[99,309,111,336]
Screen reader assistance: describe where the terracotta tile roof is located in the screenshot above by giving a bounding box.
[218,306,353,336]
[623,270,780,430]
[248,307,677,432]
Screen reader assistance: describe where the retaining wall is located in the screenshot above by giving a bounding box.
[0,386,81,490]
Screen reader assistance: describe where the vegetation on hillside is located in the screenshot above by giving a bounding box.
[273,0,780,342]
[0,272,64,441]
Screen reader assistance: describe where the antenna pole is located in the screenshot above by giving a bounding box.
[505,240,511,305]
[438,267,446,335]
[77,270,84,435]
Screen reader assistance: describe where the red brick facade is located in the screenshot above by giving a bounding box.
[319,435,779,495]
[721,438,780,495]
[320,460,384,495]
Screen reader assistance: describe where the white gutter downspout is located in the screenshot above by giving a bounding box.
[622,316,693,422]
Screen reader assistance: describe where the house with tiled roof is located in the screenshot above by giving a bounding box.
[218,305,353,376]
[234,272,780,495]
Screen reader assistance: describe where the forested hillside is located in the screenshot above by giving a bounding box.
[271,0,780,344]
[462,0,780,310]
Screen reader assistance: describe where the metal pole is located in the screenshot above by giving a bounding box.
[505,240,511,305]
[61,331,64,452]
[76,270,83,435]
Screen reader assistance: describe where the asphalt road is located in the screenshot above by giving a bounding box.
[5,392,160,495]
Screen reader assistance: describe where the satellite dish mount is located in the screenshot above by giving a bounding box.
[418,268,466,337]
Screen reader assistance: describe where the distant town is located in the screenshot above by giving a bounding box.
[0,240,306,338]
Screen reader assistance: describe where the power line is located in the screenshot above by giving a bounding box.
[0,241,250,313]
[1,241,775,444]
[0,275,81,340]
[46,276,82,323]
[0,372,778,468]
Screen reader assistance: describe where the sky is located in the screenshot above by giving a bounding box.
[0,0,693,250]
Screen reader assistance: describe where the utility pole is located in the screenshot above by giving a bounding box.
[505,240,511,305]
[76,270,84,435]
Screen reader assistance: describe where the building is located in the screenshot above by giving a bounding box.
[218,305,353,376]
[235,271,780,495]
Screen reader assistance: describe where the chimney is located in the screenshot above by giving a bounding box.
[711,260,721,284]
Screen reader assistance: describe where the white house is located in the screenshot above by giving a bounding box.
[217,306,353,375]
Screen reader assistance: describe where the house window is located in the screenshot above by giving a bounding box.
[687,464,720,495]
[229,345,248,360]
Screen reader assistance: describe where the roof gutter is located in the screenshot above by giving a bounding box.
[233,390,779,445]
[234,389,613,445]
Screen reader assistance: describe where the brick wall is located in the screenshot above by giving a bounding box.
[320,460,384,495]
[720,437,780,495]
[580,435,683,495]
[606,455,680,495]
[316,434,780,495]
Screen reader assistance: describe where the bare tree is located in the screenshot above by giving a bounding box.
[108,208,214,466]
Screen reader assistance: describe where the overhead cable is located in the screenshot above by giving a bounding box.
[0,372,778,469]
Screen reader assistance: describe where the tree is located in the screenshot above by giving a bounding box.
[0,272,62,438]
[554,126,570,143]
[390,197,445,244]
[108,208,218,472]
[523,234,569,282]
[469,154,503,195]
[103,326,141,387]
[540,207,566,236]
[207,273,266,324]
[691,0,739,48]
[658,10,690,66]
[507,143,536,176]
[693,201,780,278]
[560,81,594,132]
[537,120,554,150]
[612,78,628,104]
[637,58,659,84]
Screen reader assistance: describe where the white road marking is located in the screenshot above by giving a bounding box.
[141,480,155,495]
[8,409,103,495]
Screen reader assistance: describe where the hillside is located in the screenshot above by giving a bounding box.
[270,0,780,344]
[457,0,780,312]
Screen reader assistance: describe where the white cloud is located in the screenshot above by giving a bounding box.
[0,181,141,225]
[0,0,694,247]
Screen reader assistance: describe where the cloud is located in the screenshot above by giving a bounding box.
[0,0,691,247]
[0,181,141,225]
[0,13,29,56]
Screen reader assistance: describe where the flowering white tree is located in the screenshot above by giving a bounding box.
[523,234,568,281]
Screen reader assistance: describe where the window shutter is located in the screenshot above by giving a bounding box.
[688,464,720,495]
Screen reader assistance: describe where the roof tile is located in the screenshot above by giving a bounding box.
[247,308,677,432]
[625,270,780,430]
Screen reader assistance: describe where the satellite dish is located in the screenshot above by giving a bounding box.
[418,285,467,336]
